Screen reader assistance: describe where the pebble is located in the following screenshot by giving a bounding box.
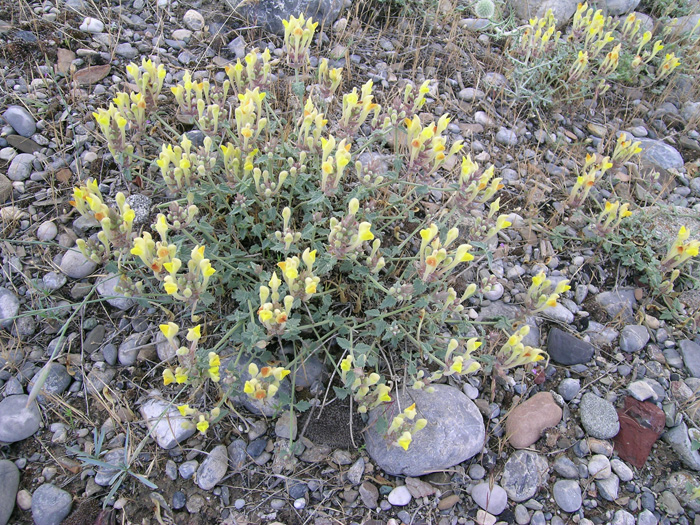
[458,87,485,101]
[501,450,548,502]
[183,9,205,31]
[579,393,619,439]
[679,340,700,378]
[16,489,32,511]
[178,460,198,480]
[359,481,379,508]
[0,394,41,442]
[558,378,581,401]
[469,463,486,480]
[80,17,104,33]
[196,444,228,490]
[28,363,72,398]
[596,473,620,501]
[31,484,72,525]
[36,222,58,242]
[547,328,594,365]
[610,459,634,482]
[387,485,411,506]
[115,43,138,59]
[628,380,657,401]
[228,439,247,472]
[96,273,134,310]
[553,456,579,479]
[0,460,19,525]
[505,392,562,448]
[140,398,195,449]
[274,411,297,440]
[172,491,186,510]
[3,106,36,138]
[60,247,97,279]
[7,153,34,181]
[438,494,460,510]
[346,457,364,485]
[0,288,20,328]
[471,483,507,515]
[587,454,611,479]
[619,325,650,352]
[495,127,518,146]
[552,480,582,513]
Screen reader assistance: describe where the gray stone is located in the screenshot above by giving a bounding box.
[680,340,700,378]
[619,325,650,352]
[94,448,125,486]
[274,411,297,440]
[553,456,579,479]
[79,17,104,32]
[31,484,72,525]
[96,273,134,310]
[228,439,247,472]
[196,444,228,490]
[508,0,579,26]
[637,138,684,172]
[638,509,658,525]
[364,384,484,477]
[552,480,581,513]
[7,153,34,181]
[42,272,67,291]
[627,380,657,401]
[0,460,19,525]
[115,43,138,59]
[118,333,148,366]
[183,9,205,31]
[458,88,485,101]
[558,378,581,401]
[387,485,411,506]
[548,328,594,365]
[346,457,364,485]
[496,127,518,146]
[0,394,41,443]
[603,0,640,15]
[672,14,700,36]
[0,174,12,202]
[28,363,71,398]
[124,194,151,226]
[501,450,548,502]
[580,393,619,439]
[611,510,636,525]
[155,332,177,362]
[588,454,611,479]
[663,422,700,470]
[140,398,195,449]
[0,288,19,329]
[228,36,247,59]
[60,247,97,279]
[595,289,636,322]
[228,0,344,35]
[3,106,36,137]
[471,483,507,515]
[292,355,324,388]
[585,321,618,346]
[610,459,633,482]
[360,481,378,508]
[596,473,620,501]
[84,364,115,395]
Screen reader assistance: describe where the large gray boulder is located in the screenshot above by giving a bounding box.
[364,384,484,476]
[228,0,345,35]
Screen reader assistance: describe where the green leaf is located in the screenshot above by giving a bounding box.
[379,295,397,309]
[333,386,349,400]
[336,337,352,350]
[295,399,311,412]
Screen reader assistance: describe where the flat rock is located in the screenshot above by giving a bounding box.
[637,138,684,172]
[28,363,72,398]
[140,398,195,449]
[96,273,134,310]
[619,325,649,352]
[0,174,11,202]
[472,483,507,515]
[196,444,228,490]
[553,480,582,513]
[0,460,19,525]
[595,289,636,323]
[60,247,97,279]
[0,394,41,443]
[505,392,562,449]
[501,450,548,502]
[663,422,700,471]
[579,393,619,439]
[596,473,620,501]
[680,340,700,378]
[31,484,72,525]
[228,0,344,35]
[364,384,484,477]
[3,105,36,137]
[547,328,594,365]
[73,64,111,86]
[359,481,379,508]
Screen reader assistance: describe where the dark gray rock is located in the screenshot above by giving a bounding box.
[228,439,247,472]
[3,106,36,137]
[31,484,72,525]
[680,340,700,378]
[547,328,594,365]
[501,450,549,502]
[0,394,41,443]
[637,138,684,172]
[580,393,619,439]
[0,460,19,525]
[619,325,650,353]
[364,384,484,477]
[558,378,581,401]
[229,0,344,35]
[292,355,325,388]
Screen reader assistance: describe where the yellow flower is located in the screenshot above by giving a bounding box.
[404,403,417,420]
[397,431,412,451]
[196,416,209,434]
[244,380,256,395]
[177,404,195,417]
[175,367,188,384]
[532,272,546,287]
[186,325,201,342]
[162,369,175,385]
[414,418,427,432]
[159,322,179,341]
[358,222,374,242]
[340,356,353,372]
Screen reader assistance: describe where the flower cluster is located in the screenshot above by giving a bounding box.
[72,179,135,263]
[497,326,547,370]
[125,58,167,110]
[328,198,376,259]
[340,354,392,413]
[244,363,291,400]
[416,223,474,282]
[283,14,318,67]
[412,338,482,392]
[320,135,352,194]
[526,272,571,313]
[258,272,294,336]
[403,114,463,181]
[339,80,381,138]
[160,322,220,388]
[612,132,643,163]
[567,153,613,208]
[387,403,428,451]
[278,248,321,301]
[661,226,700,270]
[225,48,274,92]
[452,155,503,211]
[595,201,632,235]
[156,134,217,192]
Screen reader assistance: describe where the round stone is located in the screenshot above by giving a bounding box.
[387,485,411,506]
[59,247,97,279]
[553,480,582,513]
[0,394,41,442]
[580,393,620,439]
[471,483,508,515]
[505,392,563,449]
[501,450,549,502]
[31,484,72,525]
[196,444,228,490]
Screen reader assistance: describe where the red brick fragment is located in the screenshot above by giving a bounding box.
[613,396,665,468]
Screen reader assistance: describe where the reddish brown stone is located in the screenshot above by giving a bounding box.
[613,396,665,468]
[506,392,563,449]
